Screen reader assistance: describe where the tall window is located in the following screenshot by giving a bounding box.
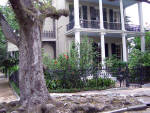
[69,4,74,22]
[103,8,107,29]
[90,7,96,20]
[109,9,113,22]
[111,43,121,59]
[103,8,107,22]
[82,6,87,20]
[105,43,109,57]
[113,10,120,22]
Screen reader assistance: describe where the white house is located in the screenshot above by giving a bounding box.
[8,0,148,65]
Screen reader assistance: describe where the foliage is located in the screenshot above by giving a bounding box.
[45,73,115,91]
[128,49,150,69]
[133,32,150,51]
[43,38,115,91]
[105,56,127,72]
[0,29,7,65]
[10,81,20,95]
[43,38,97,70]
[0,5,19,67]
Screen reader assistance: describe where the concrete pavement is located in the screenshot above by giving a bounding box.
[0,72,17,103]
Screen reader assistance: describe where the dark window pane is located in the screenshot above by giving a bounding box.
[111,43,116,55]
[69,4,74,22]
[109,9,113,22]
[105,43,109,57]
[103,8,107,22]
[82,6,87,20]
[90,7,96,20]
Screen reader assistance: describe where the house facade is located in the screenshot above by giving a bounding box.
[8,0,146,65]
[42,0,146,65]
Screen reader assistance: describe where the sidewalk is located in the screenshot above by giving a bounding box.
[0,72,17,103]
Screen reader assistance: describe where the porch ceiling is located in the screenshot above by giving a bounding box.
[68,0,138,8]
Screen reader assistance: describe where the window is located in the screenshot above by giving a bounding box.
[109,9,113,22]
[105,43,109,57]
[90,7,96,20]
[69,4,74,22]
[111,43,121,59]
[103,8,107,22]
[82,6,87,20]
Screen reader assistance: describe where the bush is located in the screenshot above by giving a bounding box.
[128,49,150,69]
[43,38,115,91]
[87,78,115,88]
[105,56,127,77]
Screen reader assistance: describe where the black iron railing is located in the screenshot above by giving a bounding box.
[42,30,56,39]
[9,66,150,90]
[80,19,100,29]
[66,20,121,31]
[104,21,122,30]
[125,24,140,32]
[66,19,141,32]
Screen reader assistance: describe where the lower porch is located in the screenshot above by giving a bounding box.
[67,32,126,64]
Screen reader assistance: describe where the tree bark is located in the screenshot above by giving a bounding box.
[0,0,68,111]
[18,21,51,108]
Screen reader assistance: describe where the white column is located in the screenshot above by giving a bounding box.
[122,34,127,62]
[101,33,106,66]
[99,0,104,29]
[120,0,125,31]
[138,2,145,52]
[74,0,80,56]
[74,0,80,28]
[75,31,80,57]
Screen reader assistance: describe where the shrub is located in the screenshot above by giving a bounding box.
[43,38,115,91]
[128,49,150,69]
[105,56,127,77]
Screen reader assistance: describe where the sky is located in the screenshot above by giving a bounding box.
[0,0,150,27]
[126,2,150,27]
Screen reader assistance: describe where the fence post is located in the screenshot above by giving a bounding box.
[125,64,129,87]
[140,66,143,86]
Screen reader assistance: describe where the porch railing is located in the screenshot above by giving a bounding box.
[80,19,100,29]
[125,24,140,32]
[42,30,56,39]
[104,21,121,30]
[66,19,141,32]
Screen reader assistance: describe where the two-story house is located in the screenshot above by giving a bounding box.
[8,0,147,65]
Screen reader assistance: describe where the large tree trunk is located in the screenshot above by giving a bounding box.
[0,0,68,112]
[18,21,50,107]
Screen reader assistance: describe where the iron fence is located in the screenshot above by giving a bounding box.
[9,66,150,90]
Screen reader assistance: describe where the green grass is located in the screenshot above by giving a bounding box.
[9,82,115,94]
[48,86,113,93]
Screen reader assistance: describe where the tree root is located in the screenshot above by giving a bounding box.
[6,97,65,113]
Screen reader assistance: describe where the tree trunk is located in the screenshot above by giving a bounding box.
[18,21,50,108]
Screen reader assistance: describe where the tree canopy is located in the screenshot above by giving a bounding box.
[0,5,18,65]
[134,32,150,51]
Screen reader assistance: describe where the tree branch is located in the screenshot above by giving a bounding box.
[39,6,69,20]
[0,11,19,46]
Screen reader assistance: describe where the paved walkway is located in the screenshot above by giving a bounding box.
[0,72,17,103]
[1,71,150,112]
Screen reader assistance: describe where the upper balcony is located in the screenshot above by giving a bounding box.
[41,30,56,41]
[66,0,141,33]
[66,20,140,32]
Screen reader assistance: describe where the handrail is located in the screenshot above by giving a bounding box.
[66,19,140,32]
